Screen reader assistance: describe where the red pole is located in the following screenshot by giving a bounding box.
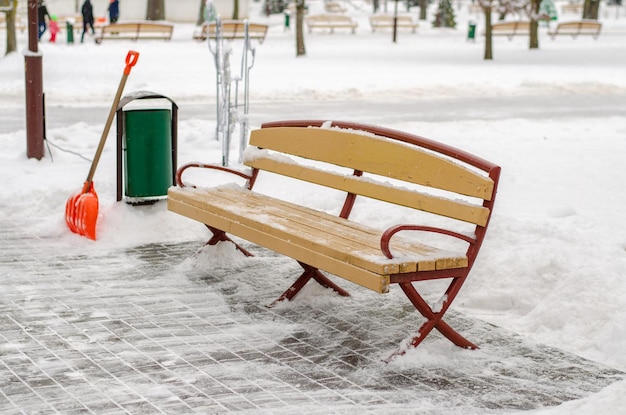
[25,0,44,160]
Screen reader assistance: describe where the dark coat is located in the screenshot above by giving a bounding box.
[108,0,120,20]
[38,2,50,22]
[81,1,94,24]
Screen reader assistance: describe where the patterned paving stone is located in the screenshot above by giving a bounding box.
[0,216,623,414]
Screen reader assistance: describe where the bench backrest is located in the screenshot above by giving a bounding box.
[307,14,354,23]
[561,3,583,12]
[325,1,347,12]
[102,24,140,34]
[205,20,268,40]
[370,15,414,23]
[58,14,83,25]
[492,21,530,31]
[137,22,173,33]
[101,22,172,34]
[245,121,500,230]
[557,20,601,31]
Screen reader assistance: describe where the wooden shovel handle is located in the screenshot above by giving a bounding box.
[85,50,140,186]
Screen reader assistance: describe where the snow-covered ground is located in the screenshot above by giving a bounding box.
[1,0,626,413]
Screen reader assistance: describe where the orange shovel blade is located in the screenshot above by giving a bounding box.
[65,192,81,234]
[65,182,99,240]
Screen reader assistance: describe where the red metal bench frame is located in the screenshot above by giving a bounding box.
[174,120,501,360]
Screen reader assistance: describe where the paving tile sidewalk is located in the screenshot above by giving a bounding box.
[1,213,623,414]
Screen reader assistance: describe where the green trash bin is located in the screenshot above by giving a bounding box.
[123,109,172,201]
[467,21,476,41]
[66,21,74,44]
[116,92,178,204]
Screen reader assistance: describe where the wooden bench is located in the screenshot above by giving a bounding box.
[305,14,358,33]
[167,120,501,359]
[369,14,419,33]
[57,14,82,33]
[488,21,530,39]
[548,20,602,39]
[324,1,347,13]
[193,20,269,43]
[286,2,309,16]
[95,21,173,43]
[561,3,583,14]
[468,3,484,14]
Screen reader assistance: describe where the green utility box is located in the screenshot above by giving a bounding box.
[116,92,178,204]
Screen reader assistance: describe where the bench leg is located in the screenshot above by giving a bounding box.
[205,225,253,257]
[386,278,477,362]
[306,264,351,297]
[268,263,350,307]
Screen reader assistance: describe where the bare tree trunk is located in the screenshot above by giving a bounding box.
[529,0,540,49]
[529,19,539,49]
[296,0,306,56]
[419,0,428,20]
[483,7,492,60]
[1,0,17,55]
[197,0,206,25]
[232,0,239,19]
[583,0,600,19]
[146,0,166,20]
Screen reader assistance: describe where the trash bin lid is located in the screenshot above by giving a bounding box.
[117,90,178,111]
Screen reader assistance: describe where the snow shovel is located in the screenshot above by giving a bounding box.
[65,50,139,240]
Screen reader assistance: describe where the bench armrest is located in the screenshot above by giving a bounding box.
[380,224,476,259]
[175,162,253,188]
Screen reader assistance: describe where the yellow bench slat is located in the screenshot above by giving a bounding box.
[245,151,491,226]
[169,189,391,293]
[213,188,467,272]
[204,21,268,39]
[249,127,494,201]
[168,187,468,277]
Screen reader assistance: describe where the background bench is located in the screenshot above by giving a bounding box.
[468,3,483,14]
[167,120,501,359]
[369,15,419,33]
[324,1,347,13]
[57,14,83,34]
[305,14,358,33]
[95,22,174,43]
[193,20,268,43]
[548,20,602,39]
[0,14,26,32]
[561,3,583,14]
[488,21,530,39]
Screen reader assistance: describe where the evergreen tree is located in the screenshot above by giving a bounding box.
[432,0,456,28]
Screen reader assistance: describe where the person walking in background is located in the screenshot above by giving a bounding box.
[48,15,59,42]
[108,0,119,24]
[37,0,51,40]
[81,0,95,43]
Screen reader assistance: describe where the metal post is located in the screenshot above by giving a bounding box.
[239,20,256,163]
[25,0,45,160]
[208,17,258,166]
[208,17,231,166]
[392,0,398,43]
[238,21,250,162]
